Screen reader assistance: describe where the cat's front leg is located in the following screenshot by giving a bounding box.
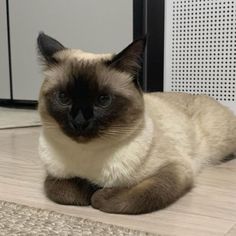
[44,175,99,206]
[91,162,193,214]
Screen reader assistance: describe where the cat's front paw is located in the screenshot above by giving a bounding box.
[44,175,98,206]
[91,187,130,214]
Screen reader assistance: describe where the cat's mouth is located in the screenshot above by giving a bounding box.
[60,124,99,143]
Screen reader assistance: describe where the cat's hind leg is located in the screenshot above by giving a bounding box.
[91,162,193,214]
[44,175,99,206]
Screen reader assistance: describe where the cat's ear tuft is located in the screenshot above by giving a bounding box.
[107,36,147,75]
[37,32,65,64]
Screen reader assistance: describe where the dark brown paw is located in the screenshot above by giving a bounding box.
[44,176,98,206]
[91,188,130,214]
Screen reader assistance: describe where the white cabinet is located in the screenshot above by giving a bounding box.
[0,0,10,99]
[9,0,133,100]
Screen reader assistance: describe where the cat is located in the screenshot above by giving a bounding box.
[37,32,236,214]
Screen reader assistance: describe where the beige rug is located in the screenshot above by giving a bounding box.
[0,107,41,129]
[0,201,158,236]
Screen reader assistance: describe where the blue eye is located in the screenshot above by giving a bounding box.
[56,92,71,106]
[96,94,112,108]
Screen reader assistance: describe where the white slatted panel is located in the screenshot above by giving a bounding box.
[164,0,236,113]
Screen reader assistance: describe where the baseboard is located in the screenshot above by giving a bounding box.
[0,99,38,109]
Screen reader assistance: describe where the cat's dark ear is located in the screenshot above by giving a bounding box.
[37,32,65,64]
[107,37,146,76]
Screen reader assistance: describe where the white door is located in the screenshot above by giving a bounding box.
[0,0,10,99]
[9,0,133,100]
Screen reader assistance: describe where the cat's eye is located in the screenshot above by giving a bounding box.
[96,94,112,108]
[56,92,71,106]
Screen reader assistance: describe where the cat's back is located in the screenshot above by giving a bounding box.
[144,92,235,120]
[143,92,196,125]
[144,92,236,137]
[144,92,236,164]
[144,92,202,116]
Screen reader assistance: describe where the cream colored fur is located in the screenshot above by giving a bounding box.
[55,49,112,62]
[39,91,236,188]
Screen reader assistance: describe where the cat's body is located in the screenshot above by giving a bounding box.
[40,92,236,187]
[37,33,236,214]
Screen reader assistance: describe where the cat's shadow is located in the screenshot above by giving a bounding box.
[221,153,236,163]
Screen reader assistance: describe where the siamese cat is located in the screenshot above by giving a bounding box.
[37,32,236,214]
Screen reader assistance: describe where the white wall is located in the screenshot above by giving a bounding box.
[9,0,133,100]
[0,0,10,99]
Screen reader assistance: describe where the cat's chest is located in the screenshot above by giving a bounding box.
[39,130,152,187]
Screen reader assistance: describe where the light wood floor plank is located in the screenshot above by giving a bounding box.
[226,224,236,236]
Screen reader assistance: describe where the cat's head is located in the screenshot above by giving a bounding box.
[37,33,146,143]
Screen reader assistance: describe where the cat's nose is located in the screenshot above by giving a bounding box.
[71,120,89,130]
[71,111,90,130]
[70,106,93,120]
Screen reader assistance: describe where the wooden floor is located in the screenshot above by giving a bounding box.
[0,127,236,236]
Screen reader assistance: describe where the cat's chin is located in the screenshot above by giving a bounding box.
[61,128,128,145]
[71,136,96,144]
[61,130,97,144]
